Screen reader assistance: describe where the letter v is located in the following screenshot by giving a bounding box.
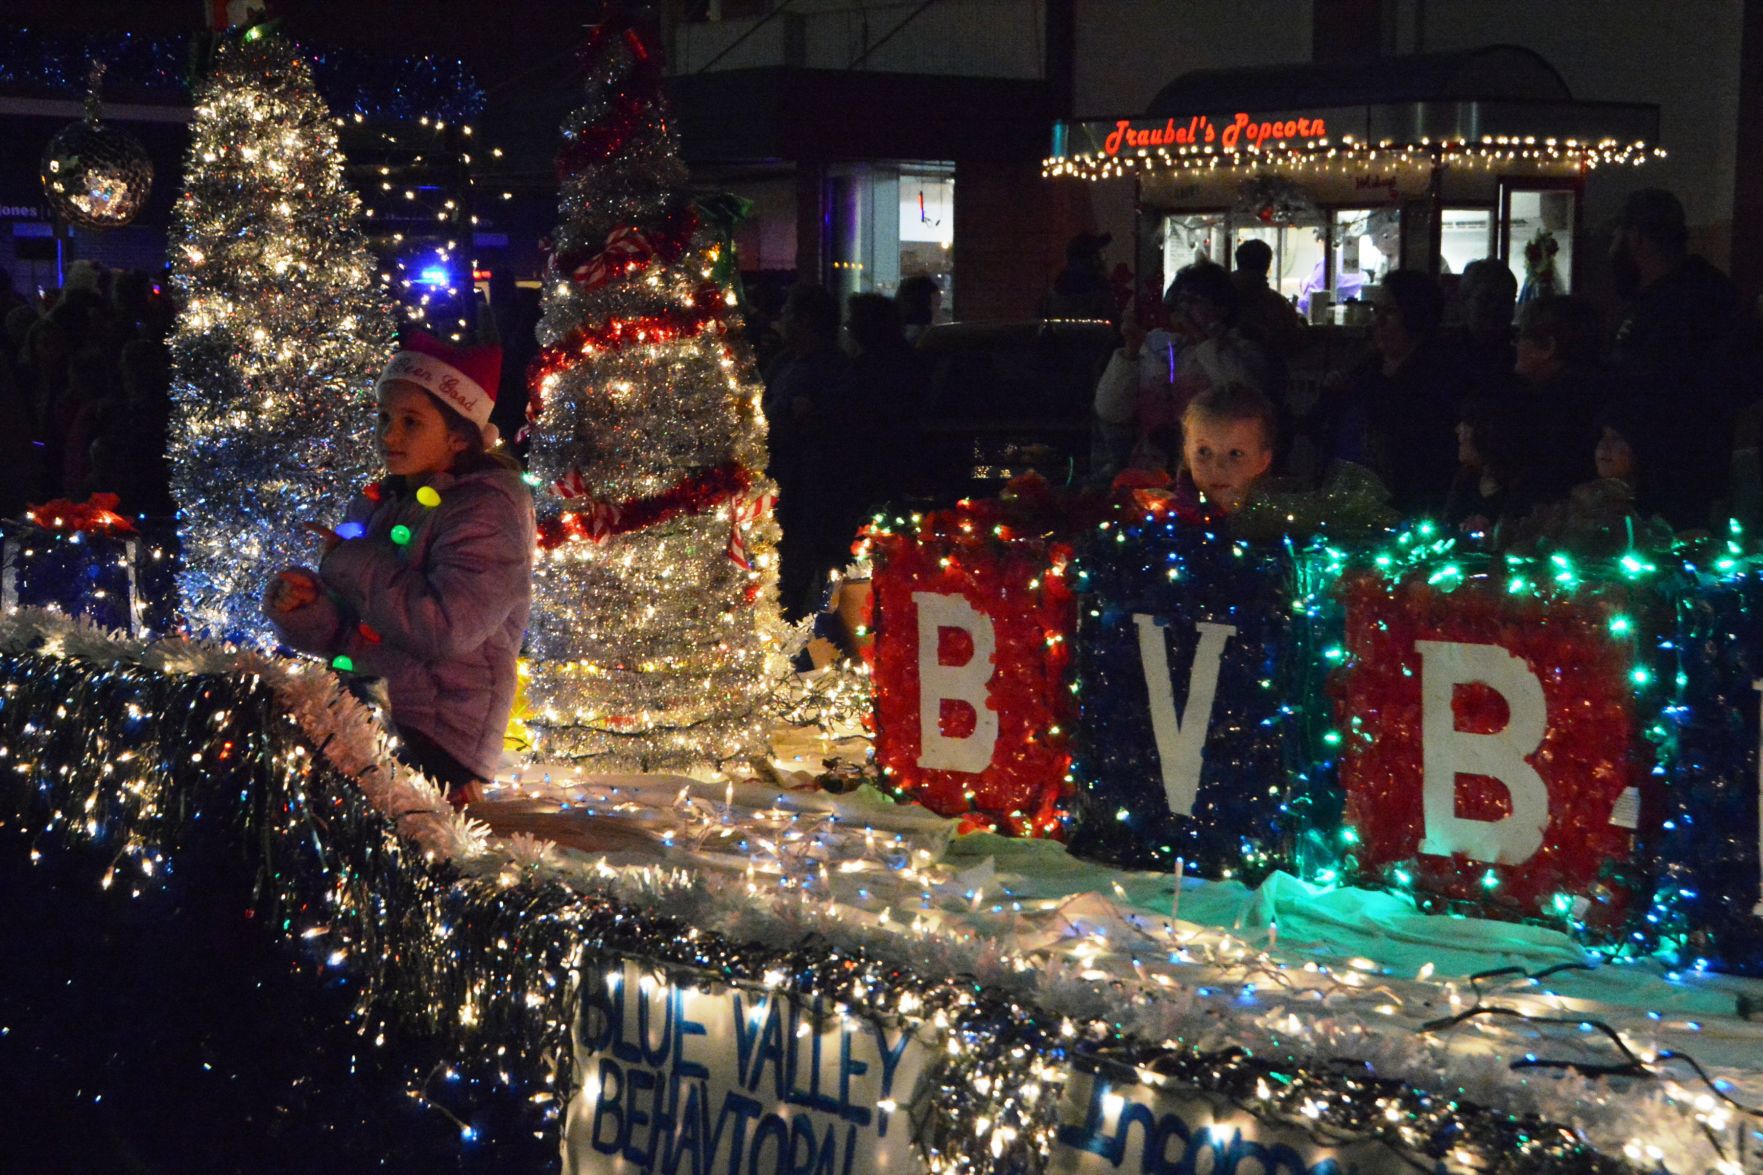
[1134,617,1237,817]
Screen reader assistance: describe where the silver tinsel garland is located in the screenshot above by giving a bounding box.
[167,31,394,647]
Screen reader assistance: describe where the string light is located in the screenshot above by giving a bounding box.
[0,603,1724,1170]
[1044,134,1666,181]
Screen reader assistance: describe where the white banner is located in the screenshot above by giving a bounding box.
[565,961,928,1175]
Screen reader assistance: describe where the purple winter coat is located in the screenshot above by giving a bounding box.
[271,464,535,779]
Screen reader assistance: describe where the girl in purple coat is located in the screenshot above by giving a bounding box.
[265,331,535,806]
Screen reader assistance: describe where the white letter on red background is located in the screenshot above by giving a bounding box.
[914,592,998,773]
[1135,616,1237,818]
[1416,640,1550,864]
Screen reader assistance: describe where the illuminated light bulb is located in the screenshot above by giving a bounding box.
[390,525,413,546]
[415,486,442,508]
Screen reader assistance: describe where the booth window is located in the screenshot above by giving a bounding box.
[1502,182,1577,297]
[1162,214,1227,282]
[1330,208,1399,307]
[1440,208,1496,275]
[1231,220,1325,307]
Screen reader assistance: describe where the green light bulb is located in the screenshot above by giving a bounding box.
[390,524,412,545]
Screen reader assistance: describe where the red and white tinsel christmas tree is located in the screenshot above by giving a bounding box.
[523,14,788,770]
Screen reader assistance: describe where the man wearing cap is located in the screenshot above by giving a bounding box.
[1608,188,1744,528]
[1041,231,1118,322]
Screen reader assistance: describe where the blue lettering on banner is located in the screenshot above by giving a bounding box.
[572,965,921,1174]
[1056,1077,1350,1175]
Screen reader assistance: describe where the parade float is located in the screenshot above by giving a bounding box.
[8,19,1763,1175]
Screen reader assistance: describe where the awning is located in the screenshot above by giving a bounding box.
[1046,45,1661,181]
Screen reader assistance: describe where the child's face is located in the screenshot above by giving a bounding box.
[1183,413,1272,514]
[1594,426,1636,483]
[378,381,466,479]
[1513,333,1556,382]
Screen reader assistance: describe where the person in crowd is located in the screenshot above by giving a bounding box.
[896,274,943,344]
[0,270,25,323]
[1321,270,1460,516]
[90,339,174,517]
[21,313,71,440]
[1041,231,1117,322]
[1607,188,1744,528]
[1451,258,1521,400]
[1229,238,1304,363]
[264,331,533,808]
[1443,396,1537,541]
[1506,398,1673,555]
[110,270,155,346]
[836,292,925,525]
[763,284,851,620]
[1514,295,1606,495]
[56,346,113,496]
[1179,381,1277,516]
[476,270,541,456]
[0,335,36,519]
[1096,261,1277,477]
[5,303,37,362]
[1092,282,1183,481]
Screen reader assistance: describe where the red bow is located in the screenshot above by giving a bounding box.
[572,226,655,290]
[567,498,623,543]
[25,492,136,536]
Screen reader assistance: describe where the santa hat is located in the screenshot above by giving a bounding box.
[375,331,503,446]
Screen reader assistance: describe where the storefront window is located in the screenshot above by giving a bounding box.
[1440,208,1495,275]
[1503,184,1576,299]
[828,161,955,313]
[899,167,954,315]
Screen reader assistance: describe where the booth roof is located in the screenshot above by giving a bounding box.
[1145,44,1573,117]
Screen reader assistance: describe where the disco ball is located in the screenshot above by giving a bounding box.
[42,117,154,231]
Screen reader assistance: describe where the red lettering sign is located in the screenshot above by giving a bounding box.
[1102,112,1328,157]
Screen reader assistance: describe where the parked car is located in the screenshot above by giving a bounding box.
[911,320,1117,504]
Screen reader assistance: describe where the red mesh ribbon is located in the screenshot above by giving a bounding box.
[868,500,1076,838]
[537,462,752,550]
[1336,572,1645,929]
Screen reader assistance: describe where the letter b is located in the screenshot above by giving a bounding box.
[914,592,998,773]
[1416,640,1550,864]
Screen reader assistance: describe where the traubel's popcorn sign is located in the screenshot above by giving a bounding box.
[565,961,929,1175]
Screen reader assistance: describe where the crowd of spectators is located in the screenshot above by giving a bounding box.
[761,279,939,619]
[1087,188,1763,558]
[0,260,176,522]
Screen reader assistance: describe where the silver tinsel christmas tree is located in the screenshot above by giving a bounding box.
[168,29,393,645]
[524,17,787,770]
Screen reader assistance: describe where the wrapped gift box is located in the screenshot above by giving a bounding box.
[2,517,144,634]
